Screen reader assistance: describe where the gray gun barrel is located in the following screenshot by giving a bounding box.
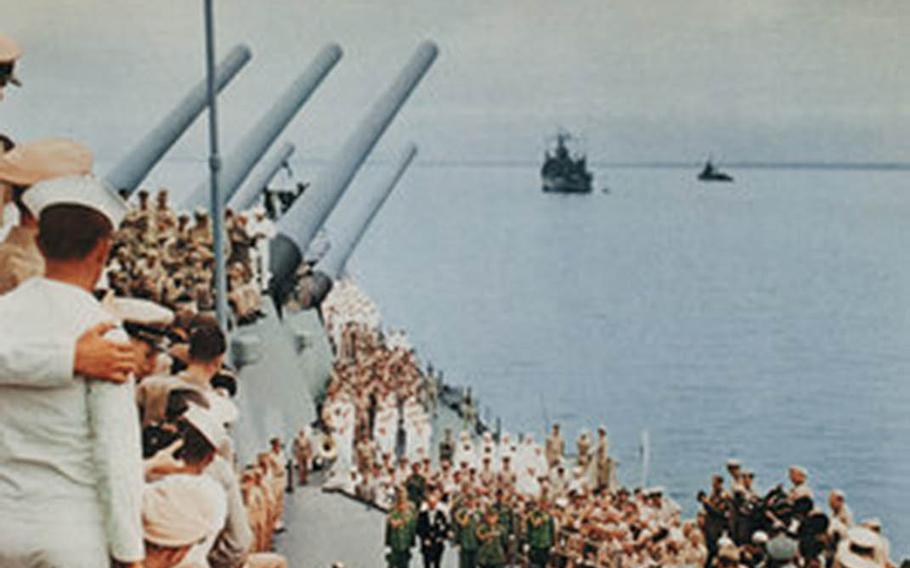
[104,44,252,194]
[270,41,438,296]
[317,143,417,279]
[181,43,342,208]
[228,141,295,210]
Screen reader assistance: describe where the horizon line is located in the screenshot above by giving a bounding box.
[98,156,910,172]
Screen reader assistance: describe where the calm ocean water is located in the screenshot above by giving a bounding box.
[343,164,909,556]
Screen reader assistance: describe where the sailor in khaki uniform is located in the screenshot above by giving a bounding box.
[0,34,22,101]
[0,175,144,567]
[545,423,565,470]
[142,473,220,568]
[0,138,93,294]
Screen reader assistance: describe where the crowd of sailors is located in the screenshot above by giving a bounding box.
[109,188,276,324]
[0,39,295,565]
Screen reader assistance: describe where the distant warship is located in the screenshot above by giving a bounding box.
[697,158,733,182]
[541,132,593,193]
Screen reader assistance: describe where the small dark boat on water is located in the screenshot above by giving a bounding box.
[541,132,593,193]
[697,159,733,182]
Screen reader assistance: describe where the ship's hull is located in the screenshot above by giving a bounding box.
[698,173,734,182]
[542,176,592,193]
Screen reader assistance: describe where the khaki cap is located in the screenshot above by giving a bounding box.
[0,35,21,87]
[106,297,175,327]
[0,138,92,187]
[0,35,21,64]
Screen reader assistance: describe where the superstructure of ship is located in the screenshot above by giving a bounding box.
[541,132,593,193]
[697,157,734,182]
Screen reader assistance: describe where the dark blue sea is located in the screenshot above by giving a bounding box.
[341,164,909,556]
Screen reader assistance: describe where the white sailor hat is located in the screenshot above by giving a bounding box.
[182,403,228,450]
[835,527,882,568]
[24,174,126,227]
[726,458,741,468]
[0,138,92,187]
[142,474,218,548]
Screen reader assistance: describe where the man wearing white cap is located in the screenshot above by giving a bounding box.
[0,137,93,294]
[787,465,813,503]
[0,175,145,566]
[0,33,22,101]
[828,490,854,542]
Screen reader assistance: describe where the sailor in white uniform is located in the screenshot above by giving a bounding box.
[0,175,144,567]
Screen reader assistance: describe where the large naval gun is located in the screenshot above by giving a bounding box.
[269,41,438,301]
[105,44,252,194]
[229,43,438,462]
[179,44,342,209]
[317,143,418,279]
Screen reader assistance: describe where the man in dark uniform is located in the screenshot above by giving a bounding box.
[525,495,555,568]
[386,489,417,568]
[439,428,455,465]
[416,490,449,568]
[699,474,731,568]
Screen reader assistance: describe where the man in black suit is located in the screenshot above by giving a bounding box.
[416,490,449,568]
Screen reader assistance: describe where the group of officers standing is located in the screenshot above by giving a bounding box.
[0,34,295,568]
[697,461,895,568]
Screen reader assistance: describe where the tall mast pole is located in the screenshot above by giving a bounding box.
[204,0,228,331]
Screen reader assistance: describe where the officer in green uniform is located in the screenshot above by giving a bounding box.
[525,496,556,568]
[491,489,515,564]
[385,489,417,568]
[476,508,506,568]
[453,493,481,568]
[405,461,427,507]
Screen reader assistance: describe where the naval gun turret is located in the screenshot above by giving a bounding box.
[179,44,343,209]
[269,42,438,304]
[104,44,252,194]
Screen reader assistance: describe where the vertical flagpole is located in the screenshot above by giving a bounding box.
[204,0,228,331]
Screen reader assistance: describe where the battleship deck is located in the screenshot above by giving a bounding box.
[276,394,467,567]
